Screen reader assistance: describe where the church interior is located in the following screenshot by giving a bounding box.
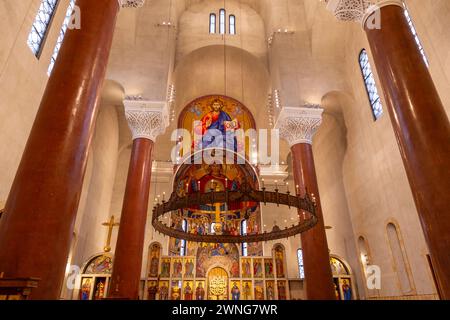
[0,0,449,301]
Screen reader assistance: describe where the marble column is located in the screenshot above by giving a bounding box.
[108,100,168,300]
[0,0,145,300]
[327,0,450,299]
[276,106,336,300]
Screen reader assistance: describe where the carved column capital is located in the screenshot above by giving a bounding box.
[124,100,169,142]
[275,105,324,147]
[325,0,403,24]
[118,0,145,9]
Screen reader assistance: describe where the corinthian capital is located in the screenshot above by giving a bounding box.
[325,0,403,23]
[118,0,145,8]
[124,100,169,142]
[275,105,324,147]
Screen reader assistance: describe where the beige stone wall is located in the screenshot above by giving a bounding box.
[71,104,120,268]
[0,0,71,200]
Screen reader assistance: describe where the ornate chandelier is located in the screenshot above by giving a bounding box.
[152,182,318,243]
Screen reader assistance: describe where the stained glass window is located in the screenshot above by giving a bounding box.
[209,13,216,34]
[241,220,248,256]
[229,15,236,35]
[48,0,76,75]
[180,219,187,256]
[359,49,383,120]
[219,9,226,34]
[403,3,429,67]
[27,0,59,57]
[297,249,305,279]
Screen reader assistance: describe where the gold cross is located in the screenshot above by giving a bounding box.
[102,215,120,253]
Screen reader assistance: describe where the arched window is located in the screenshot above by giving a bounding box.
[297,249,305,279]
[48,0,76,75]
[27,0,60,57]
[403,3,429,67]
[359,49,383,120]
[358,236,371,271]
[386,222,414,294]
[219,9,226,34]
[229,15,236,35]
[209,13,216,34]
[241,220,248,256]
[180,219,188,256]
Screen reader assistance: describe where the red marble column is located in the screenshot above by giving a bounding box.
[277,107,336,300]
[108,101,168,300]
[109,139,154,300]
[0,0,120,300]
[363,3,450,299]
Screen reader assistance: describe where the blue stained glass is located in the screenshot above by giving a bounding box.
[359,49,383,120]
[27,0,59,57]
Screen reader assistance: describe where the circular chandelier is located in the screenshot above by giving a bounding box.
[152,182,318,243]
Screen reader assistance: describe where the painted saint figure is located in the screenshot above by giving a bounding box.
[184,259,194,277]
[195,99,239,152]
[195,282,206,300]
[243,282,251,300]
[266,283,275,300]
[80,278,91,300]
[149,252,159,277]
[342,279,352,300]
[159,283,169,300]
[231,282,240,300]
[184,282,193,300]
[147,283,157,300]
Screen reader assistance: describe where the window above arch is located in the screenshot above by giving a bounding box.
[359,49,383,121]
[209,13,216,34]
[27,0,60,57]
[209,9,236,35]
[229,15,236,35]
[219,9,226,34]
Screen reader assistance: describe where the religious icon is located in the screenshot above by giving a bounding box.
[277,281,287,300]
[231,281,241,300]
[158,281,169,300]
[230,260,240,278]
[242,281,252,300]
[160,259,171,278]
[80,278,92,300]
[264,259,274,278]
[253,259,263,278]
[93,278,106,300]
[173,259,183,278]
[195,98,239,152]
[274,245,285,278]
[254,281,264,300]
[333,279,341,300]
[171,281,182,300]
[242,258,251,277]
[195,281,206,300]
[85,255,113,274]
[184,259,194,278]
[266,281,275,300]
[147,281,158,300]
[184,281,194,300]
[148,244,161,277]
[340,278,352,300]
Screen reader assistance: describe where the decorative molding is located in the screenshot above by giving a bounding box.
[275,106,324,146]
[124,100,169,142]
[325,0,403,23]
[118,0,145,9]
